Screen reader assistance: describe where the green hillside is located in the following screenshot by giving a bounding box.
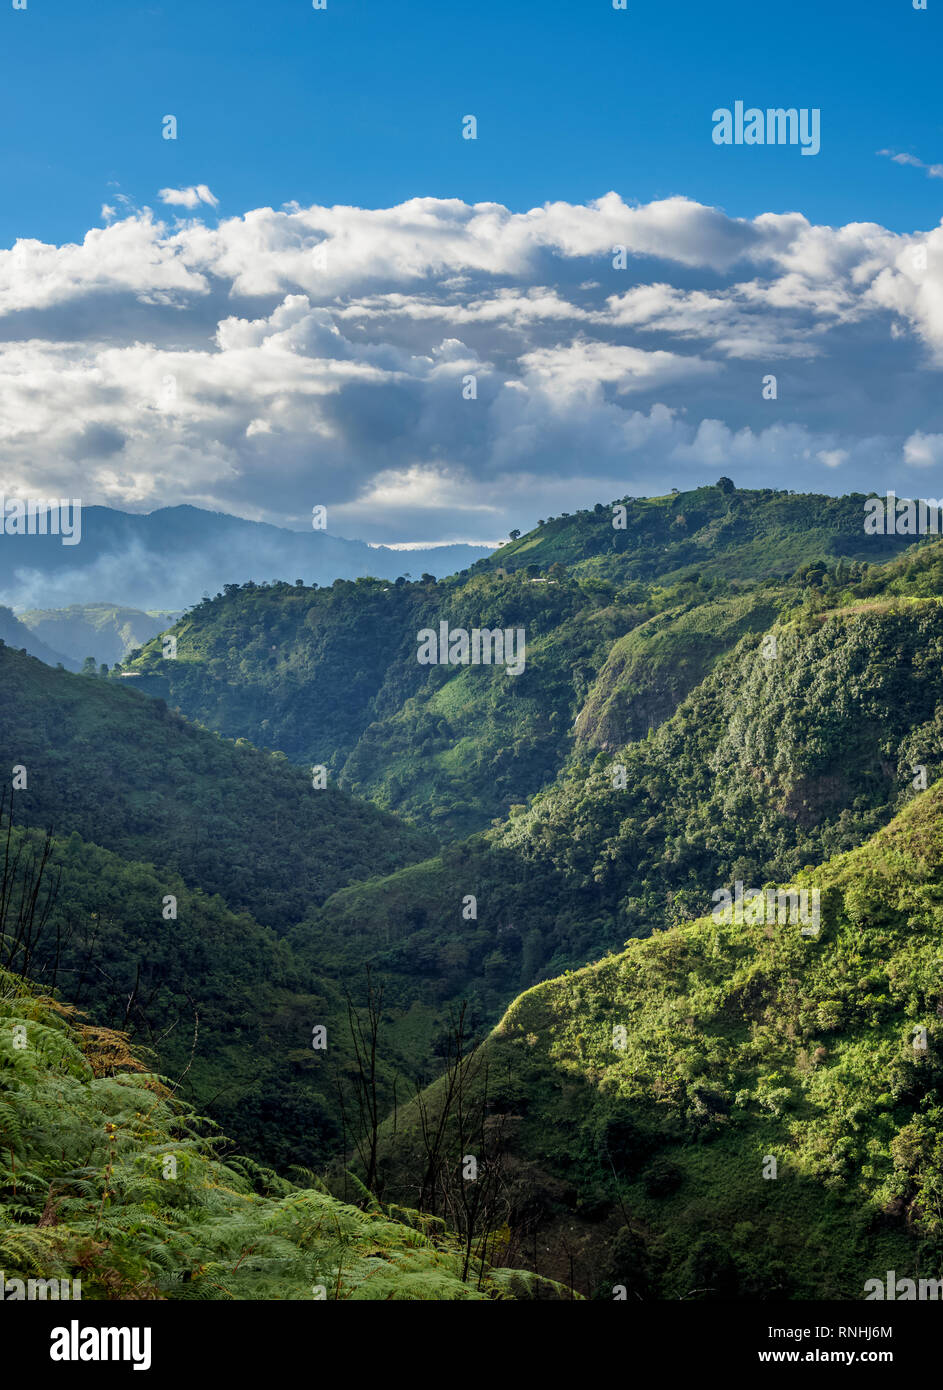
[302,593,943,1033]
[376,779,943,1298]
[481,483,916,582]
[123,571,639,839]
[8,484,943,1302]
[0,642,432,929]
[0,646,444,1170]
[122,484,924,838]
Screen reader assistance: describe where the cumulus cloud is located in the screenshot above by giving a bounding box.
[903,431,943,467]
[518,340,719,397]
[0,191,939,541]
[158,184,220,209]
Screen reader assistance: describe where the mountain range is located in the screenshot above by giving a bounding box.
[5,479,943,1299]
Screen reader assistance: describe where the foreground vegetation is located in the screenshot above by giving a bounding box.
[0,967,560,1299]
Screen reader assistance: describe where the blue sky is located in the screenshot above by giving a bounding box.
[0,0,942,544]
[3,0,941,247]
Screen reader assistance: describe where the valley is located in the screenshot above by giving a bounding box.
[5,482,943,1300]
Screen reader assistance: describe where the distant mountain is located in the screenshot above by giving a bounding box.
[0,504,491,611]
[19,603,180,667]
[0,604,76,670]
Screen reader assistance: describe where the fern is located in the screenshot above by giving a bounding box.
[0,964,564,1300]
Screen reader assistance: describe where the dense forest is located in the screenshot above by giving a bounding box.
[120,484,918,839]
[6,481,943,1299]
[375,784,943,1296]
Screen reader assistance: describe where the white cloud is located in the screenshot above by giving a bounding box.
[878,150,943,180]
[0,191,938,540]
[518,340,718,398]
[158,184,220,209]
[903,431,943,467]
[817,449,849,469]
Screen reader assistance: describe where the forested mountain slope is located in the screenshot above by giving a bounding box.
[4,818,349,1169]
[13,509,932,1194]
[124,484,923,837]
[0,643,432,929]
[125,570,641,838]
[302,592,943,1028]
[0,646,439,1166]
[377,777,943,1298]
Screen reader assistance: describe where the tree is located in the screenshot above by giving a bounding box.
[0,792,60,980]
[81,656,97,675]
[509,529,521,541]
[336,967,386,1199]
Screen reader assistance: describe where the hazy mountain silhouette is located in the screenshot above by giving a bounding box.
[0,505,493,612]
[0,604,77,669]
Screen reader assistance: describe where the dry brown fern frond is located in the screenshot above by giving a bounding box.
[76,1023,154,1078]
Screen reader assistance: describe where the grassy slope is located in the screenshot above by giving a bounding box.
[574,588,785,749]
